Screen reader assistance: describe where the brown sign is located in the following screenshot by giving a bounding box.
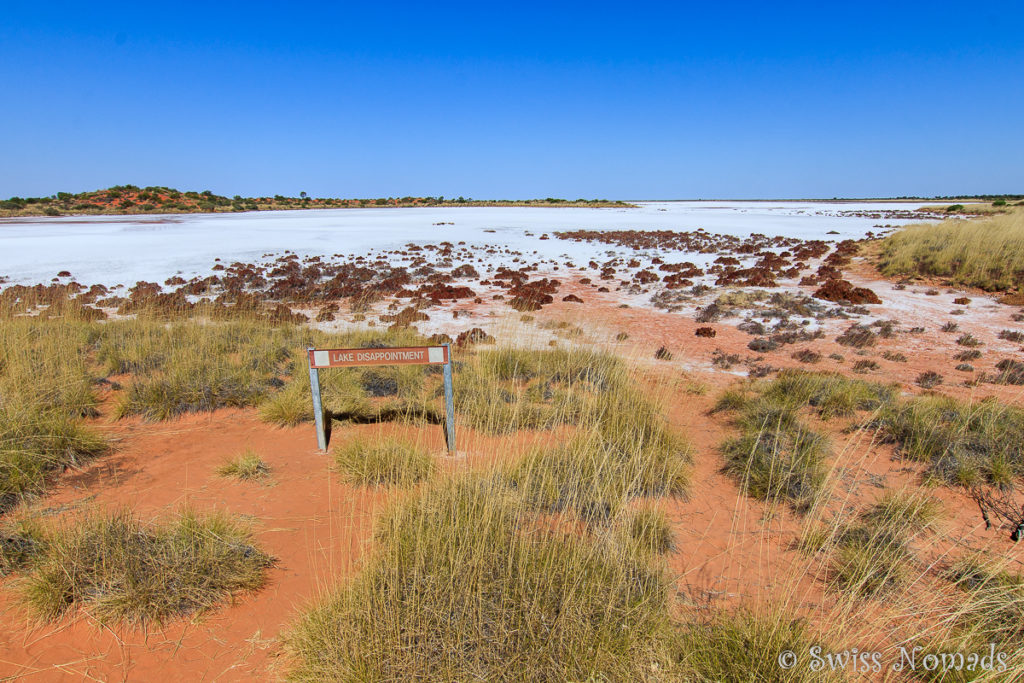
[307,345,449,369]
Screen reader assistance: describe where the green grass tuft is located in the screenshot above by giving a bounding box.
[14,508,272,623]
[217,449,271,481]
[870,395,1024,487]
[333,436,435,486]
[675,611,844,682]
[285,476,674,681]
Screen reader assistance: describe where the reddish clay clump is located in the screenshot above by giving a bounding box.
[455,327,495,347]
[419,284,475,301]
[695,327,716,338]
[813,279,882,305]
[562,294,584,303]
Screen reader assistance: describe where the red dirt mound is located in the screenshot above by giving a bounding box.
[813,279,882,305]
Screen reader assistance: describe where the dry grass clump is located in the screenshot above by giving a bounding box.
[217,449,271,481]
[720,417,828,512]
[715,371,901,511]
[877,208,1024,291]
[0,320,108,513]
[454,347,626,434]
[926,555,1024,675]
[674,611,844,682]
[333,436,435,486]
[998,329,1024,343]
[715,389,827,511]
[836,324,877,348]
[6,508,272,623]
[792,348,822,363]
[0,517,45,575]
[103,320,304,420]
[501,381,691,520]
[285,475,675,681]
[759,369,897,419]
[611,506,675,555]
[870,396,1024,486]
[803,489,940,597]
[956,332,983,347]
[852,359,879,373]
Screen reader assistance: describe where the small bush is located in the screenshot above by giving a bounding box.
[217,450,270,481]
[16,508,272,623]
[941,322,960,333]
[882,351,908,363]
[998,329,1024,343]
[956,333,982,347]
[333,436,435,486]
[852,359,879,373]
[836,324,877,348]
[916,371,944,389]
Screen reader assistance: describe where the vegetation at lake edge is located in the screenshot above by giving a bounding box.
[877,207,1024,292]
[0,185,633,216]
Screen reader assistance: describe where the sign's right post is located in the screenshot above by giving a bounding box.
[442,343,456,454]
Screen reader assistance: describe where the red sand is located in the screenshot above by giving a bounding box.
[3,252,1024,680]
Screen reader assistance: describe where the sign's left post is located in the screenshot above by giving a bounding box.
[308,347,328,452]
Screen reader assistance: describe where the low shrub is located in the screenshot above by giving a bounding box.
[836,324,877,348]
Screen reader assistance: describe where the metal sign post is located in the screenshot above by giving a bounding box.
[306,344,456,453]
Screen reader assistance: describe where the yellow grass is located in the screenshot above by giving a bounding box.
[3,311,1024,677]
[877,208,1024,291]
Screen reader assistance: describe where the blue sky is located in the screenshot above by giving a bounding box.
[2,1,1022,199]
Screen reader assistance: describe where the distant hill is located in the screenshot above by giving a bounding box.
[0,186,634,217]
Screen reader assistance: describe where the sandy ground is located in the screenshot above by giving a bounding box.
[2,251,1024,681]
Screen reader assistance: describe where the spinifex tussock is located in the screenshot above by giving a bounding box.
[869,395,1024,487]
[285,475,676,682]
[333,435,435,486]
[0,319,108,513]
[877,208,1024,292]
[6,507,272,624]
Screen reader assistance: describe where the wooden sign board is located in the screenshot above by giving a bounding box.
[306,344,456,454]
[308,345,449,369]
